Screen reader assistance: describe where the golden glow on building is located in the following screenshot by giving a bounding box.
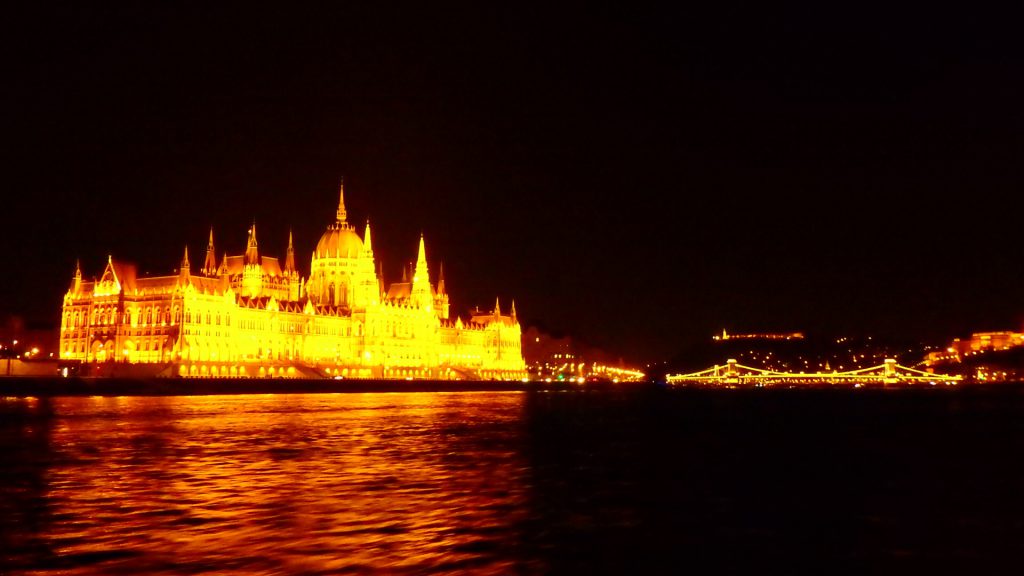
[59,183,526,380]
[924,331,1024,366]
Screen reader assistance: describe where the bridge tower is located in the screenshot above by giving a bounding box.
[884,358,897,378]
[883,358,899,385]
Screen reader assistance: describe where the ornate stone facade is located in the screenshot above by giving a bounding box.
[59,184,525,379]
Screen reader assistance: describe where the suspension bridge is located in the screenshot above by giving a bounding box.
[666,358,961,387]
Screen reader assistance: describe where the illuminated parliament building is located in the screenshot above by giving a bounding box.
[59,184,525,379]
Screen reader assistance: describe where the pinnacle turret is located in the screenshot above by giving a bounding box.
[285,229,297,274]
[203,227,217,275]
[72,259,82,292]
[180,245,191,279]
[245,223,259,265]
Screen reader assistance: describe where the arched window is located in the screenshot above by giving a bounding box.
[146,308,153,325]
[185,311,191,324]
[216,313,221,326]
[206,313,211,325]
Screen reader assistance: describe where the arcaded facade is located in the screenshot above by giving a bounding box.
[59,184,525,379]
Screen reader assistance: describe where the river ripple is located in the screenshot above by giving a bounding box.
[1,393,535,574]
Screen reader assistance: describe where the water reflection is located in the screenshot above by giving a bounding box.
[1,393,535,574]
[4,387,1024,574]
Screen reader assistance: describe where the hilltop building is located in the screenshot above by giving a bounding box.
[59,184,525,379]
[925,330,1024,366]
[712,329,804,341]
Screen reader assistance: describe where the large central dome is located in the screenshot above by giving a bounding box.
[314,180,363,260]
[307,180,378,309]
[315,222,363,259]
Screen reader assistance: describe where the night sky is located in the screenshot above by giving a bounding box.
[2,4,1022,362]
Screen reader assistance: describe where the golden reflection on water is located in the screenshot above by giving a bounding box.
[12,392,533,574]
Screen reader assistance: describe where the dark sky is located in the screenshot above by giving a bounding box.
[2,4,1022,362]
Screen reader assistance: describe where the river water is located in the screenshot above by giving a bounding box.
[2,387,1023,574]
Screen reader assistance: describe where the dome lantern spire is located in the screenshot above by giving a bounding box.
[336,177,348,224]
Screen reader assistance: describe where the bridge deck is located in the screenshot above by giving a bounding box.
[666,360,961,386]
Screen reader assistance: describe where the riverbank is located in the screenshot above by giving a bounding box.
[4,376,1022,397]
[0,376,641,397]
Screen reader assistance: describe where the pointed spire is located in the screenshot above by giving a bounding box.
[416,234,427,265]
[402,264,408,283]
[99,255,120,289]
[363,219,373,253]
[411,234,432,308]
[203,227,217,275]
[510,299,517,321]
[494,297,501,317]
[413,234,429,285]
[72,259,82,292]
[336,177,347,223]
[218,251,229,275]
[285,229,296,273]
[437,262,446,294]
[180,245,191,277]
[245,222,259,265]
